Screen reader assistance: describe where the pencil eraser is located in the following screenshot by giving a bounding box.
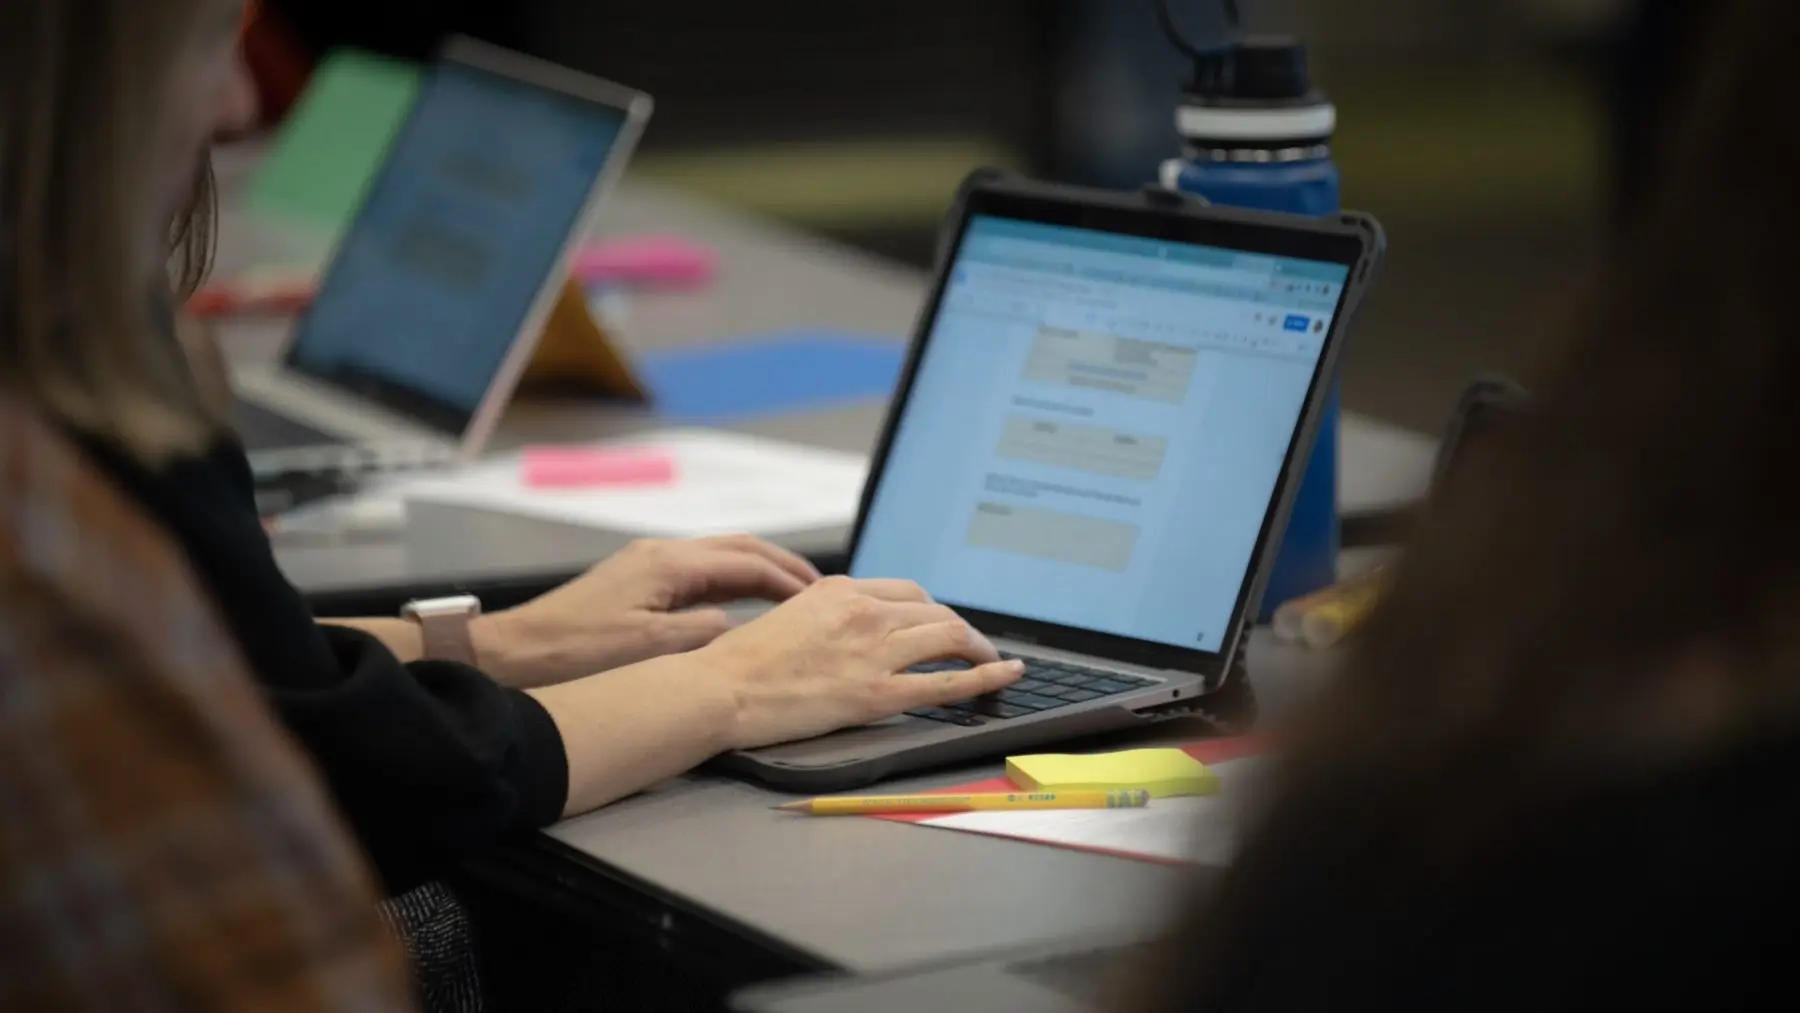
[521,446,676,489]
[571,235,718,289]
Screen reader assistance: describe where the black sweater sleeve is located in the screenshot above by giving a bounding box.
[77,435,568,893]
[281,628,568,890]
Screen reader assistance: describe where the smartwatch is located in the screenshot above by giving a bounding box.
[401,594,482,666]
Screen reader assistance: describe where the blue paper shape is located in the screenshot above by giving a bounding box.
[635,331,906,424]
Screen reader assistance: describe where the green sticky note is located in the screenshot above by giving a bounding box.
[247,49,423,240]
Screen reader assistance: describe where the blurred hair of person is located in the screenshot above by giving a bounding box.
[1137,0,1800,1008]
[0,2,415,1010]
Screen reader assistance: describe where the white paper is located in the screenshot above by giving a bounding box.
[917,756,1269,865]
[400,429,869,538]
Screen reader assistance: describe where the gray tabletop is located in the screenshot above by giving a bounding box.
[213,145,1432,971]
[544,625,1343,975]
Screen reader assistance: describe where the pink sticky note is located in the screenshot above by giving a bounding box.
[521,447,677,489]
[570,235,718,289]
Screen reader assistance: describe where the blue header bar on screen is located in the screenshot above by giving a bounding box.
[959,215,1348,313]
[960,215,1351,283]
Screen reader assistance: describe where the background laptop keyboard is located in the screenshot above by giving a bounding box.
[904,653,1155,725]
[234,400,340,451]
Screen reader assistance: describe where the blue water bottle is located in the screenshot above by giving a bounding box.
[1158,5,1342,620]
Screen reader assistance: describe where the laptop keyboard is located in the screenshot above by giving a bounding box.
[233,400,338,451]
[903,654,1156,726]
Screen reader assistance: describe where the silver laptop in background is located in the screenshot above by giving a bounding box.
[234,36,652,481]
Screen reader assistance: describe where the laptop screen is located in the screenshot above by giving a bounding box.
[850,214,1351,654]
[285,58,629,433]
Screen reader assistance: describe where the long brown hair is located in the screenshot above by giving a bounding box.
[1,0,230,461]
[1144,0,1800,1004]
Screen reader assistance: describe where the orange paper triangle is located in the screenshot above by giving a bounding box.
[522,278,646,400]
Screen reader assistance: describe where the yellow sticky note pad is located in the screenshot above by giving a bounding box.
[1006,749,1221,799]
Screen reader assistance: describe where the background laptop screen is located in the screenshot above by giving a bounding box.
[286,59,627,433]
[851,215,1351,653]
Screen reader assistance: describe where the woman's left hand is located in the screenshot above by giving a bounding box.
[473,535,822,687]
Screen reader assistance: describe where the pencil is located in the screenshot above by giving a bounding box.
[774,789,1150,816]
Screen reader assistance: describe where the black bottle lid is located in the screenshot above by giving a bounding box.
[1176,33,1334,151]
[1185,35,1323,108]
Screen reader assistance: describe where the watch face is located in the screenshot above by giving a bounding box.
[406,595,482,618]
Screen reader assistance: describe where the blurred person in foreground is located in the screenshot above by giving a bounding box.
[3,0,1021,909]
[1136,0,1800,1008]
[1,2,415,1009]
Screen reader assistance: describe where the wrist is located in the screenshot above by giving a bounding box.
[475,608,602,690]
[688,644,747,753]
[471,610,521,680]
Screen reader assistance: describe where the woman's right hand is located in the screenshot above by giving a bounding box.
[697,576,1025,751]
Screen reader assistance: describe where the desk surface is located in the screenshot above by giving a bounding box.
[544,627,1333,975]
[214,145,1430,974]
